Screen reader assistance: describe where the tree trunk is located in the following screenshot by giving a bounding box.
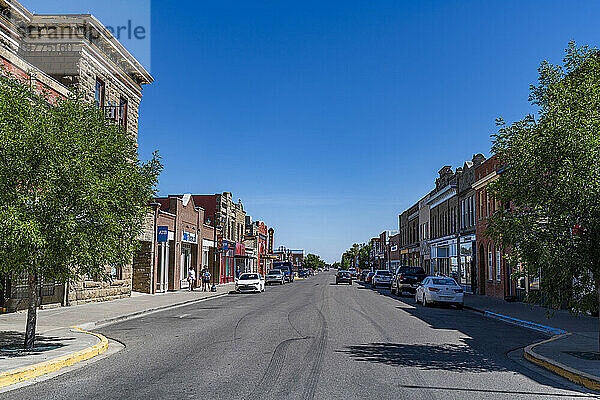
[24,272,39,350]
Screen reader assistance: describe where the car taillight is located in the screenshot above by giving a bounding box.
[398,274,404,281]
[454,289,463,293]
[428,287,440,292]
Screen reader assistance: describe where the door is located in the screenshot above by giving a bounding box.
[181,244,191,289]
[157,242,169,293]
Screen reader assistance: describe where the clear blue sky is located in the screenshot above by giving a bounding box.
[25,1,600,263]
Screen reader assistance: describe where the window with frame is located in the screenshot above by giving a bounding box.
[118,96,128,129]
[95,78,105,107]
[111,265,122,280]
[487,244,493,280]
[496,250,501,281]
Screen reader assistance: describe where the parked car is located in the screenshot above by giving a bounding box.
[235,273,265,293]
[265,269,285,285]
[335,270,352,285]
[348,268,358,279]
[371,270,393,288]
[360,270,370,281]
[391,266,427,296]
[273,262,294,282]
[415,277,464,309]
[365,271,375,284]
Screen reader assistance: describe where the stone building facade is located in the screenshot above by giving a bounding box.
[0,0,152,311]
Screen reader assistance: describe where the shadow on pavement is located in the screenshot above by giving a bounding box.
[350,280,596,395]
[338,342,507,372]
[0,331,73,358]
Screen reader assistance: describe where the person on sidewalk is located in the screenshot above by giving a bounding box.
[202,269,211,292]
[187,267,196,291]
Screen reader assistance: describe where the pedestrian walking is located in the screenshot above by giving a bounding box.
[187,267,196,291]
[202,269,211,292]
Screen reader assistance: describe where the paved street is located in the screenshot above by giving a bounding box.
[3,272,597,400]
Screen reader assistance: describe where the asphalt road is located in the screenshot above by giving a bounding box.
[4,272,599,400]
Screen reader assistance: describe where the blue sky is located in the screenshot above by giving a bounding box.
[24,1,600,262]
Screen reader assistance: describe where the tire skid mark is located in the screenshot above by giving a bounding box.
[243,337,309,400]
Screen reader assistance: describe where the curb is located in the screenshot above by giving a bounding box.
[464,305,568,336]
[0,327,108,388]
[524,334,600,392]
[78,291,230,330]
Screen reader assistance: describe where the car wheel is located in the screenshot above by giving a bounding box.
[391,285,396,295]
[415,292,420,304]
[423,294,429,307]
[349,281,352,285]
[456,303,464,310]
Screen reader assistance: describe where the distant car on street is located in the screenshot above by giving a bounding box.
[235,273,265,293]
[415,277,464,309]
[365,271,375,284]
[391,266,427,296]
[348,268,358,279]
[298,269,310,278]
[371,270,393,288]
[335,270,352,285]
[265,269,285,285]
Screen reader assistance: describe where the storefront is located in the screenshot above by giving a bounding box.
[180,231,198,289]
[458,235,477,293]
[430,237,457,278]
[221,240,235,283]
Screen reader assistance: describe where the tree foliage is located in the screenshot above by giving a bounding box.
[487,42,600,313]
[0,70,162,286]
[304,253,326,270]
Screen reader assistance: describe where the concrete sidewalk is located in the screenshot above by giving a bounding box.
[465,294,600,390]
[0,284,233,384]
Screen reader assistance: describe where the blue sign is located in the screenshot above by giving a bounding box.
[157,226,169,242]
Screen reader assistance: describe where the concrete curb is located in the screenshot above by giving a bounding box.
[524,334,600,391]
[0,327,108,388]
[78,291,230,331]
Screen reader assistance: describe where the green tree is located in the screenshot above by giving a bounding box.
[487,42,600,348]
[0,71,162,349]
[304,253,326,270]
[358,244,371,270]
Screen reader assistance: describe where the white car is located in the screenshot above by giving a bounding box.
[415,277,464,309]
[235,273,265,293]
[372,270,393,288]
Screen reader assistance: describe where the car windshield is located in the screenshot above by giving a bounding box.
[239,274,259,280]
[431,278,457,286]
[267,270,281,275]
[376,270,392,276]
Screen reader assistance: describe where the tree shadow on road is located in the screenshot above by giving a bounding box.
[338,342,508,372]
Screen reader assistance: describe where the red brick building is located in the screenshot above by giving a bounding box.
[474,157,516,299]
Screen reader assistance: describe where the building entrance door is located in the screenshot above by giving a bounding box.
[156,242,169,293]
[181,244,191,289]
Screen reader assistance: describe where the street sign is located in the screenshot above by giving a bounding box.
[157,226,169,242]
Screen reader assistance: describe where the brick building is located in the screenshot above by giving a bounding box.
[0,0,152,311]
[473,156,516,299]
[399,202,419,267]
[389,233,401,271]
[193,193,246,283]
[133,195,217,293]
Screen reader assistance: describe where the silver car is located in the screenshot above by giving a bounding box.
[265,269,285,285]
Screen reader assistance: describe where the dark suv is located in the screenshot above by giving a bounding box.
[391,266,427,295]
